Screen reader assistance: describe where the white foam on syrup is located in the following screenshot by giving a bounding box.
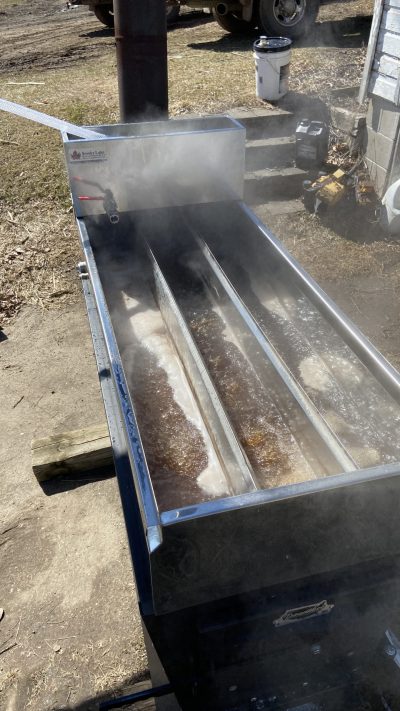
[119,291,229,498]
[324,410,350,434]
[299,355,333,393]
[197,462,230,496]
[349,446,381,468]
[262,295,288,320]
[250,275,291,321]
[322,353,365,387]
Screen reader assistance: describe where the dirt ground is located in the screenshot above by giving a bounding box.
[0,0,371,76]
[2,0,400,709]
[0,307,148,711]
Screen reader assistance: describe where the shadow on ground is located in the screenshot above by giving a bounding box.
[41,465,115,495]
[280,91,331,122]
[188,15,372,52]
[168,10,213,31]
[53,673,155,711]
[298,15,372,48]
[80,26,114,39]
[317,202,384,244]
[81,10,212,39]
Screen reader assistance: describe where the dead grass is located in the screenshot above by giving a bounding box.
[267,211,400,285]
[289,46,366,96]
[0,204,80,324]
[168,20,368,113]
[319,0,374,21]
[21,642,148,709]
[0,64,121,324]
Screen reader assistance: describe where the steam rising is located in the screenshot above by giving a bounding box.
[69,116,245,220]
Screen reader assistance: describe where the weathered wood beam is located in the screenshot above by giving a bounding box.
[32,423,113,482]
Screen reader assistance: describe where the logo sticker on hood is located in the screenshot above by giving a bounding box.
[69,147,107,162]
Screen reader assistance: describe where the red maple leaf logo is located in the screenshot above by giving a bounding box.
[71,150,81,160]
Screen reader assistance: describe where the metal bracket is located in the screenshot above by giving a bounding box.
[273,600,334,628]
[77,261,89,279]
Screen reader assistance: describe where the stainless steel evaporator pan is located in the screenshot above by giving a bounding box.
[64,116,400,616]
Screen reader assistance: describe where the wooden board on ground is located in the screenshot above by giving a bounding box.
[32,422,113,482]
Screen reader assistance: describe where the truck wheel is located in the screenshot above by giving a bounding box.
[93,4,114,28]
[258,0,319,39]
[213,7,256,34]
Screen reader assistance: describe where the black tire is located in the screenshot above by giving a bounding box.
[258,0,319,39]
[213,8,256,34]
[93,4,114,28]
[93,2,180,28]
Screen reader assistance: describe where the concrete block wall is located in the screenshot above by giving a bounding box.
[365,96,400,196]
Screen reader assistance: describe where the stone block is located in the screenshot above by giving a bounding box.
[366,97,400,141]
[366,127,395,170]
[364,157,388,197]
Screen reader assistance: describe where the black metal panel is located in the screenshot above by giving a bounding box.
[151,474,400,613]
[143,558,400,710]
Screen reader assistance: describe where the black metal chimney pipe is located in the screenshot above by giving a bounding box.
[113,0,168,122]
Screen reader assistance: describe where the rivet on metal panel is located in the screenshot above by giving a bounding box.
[77,261,89,278]
[385,644,397,657]
[311,643,321,655]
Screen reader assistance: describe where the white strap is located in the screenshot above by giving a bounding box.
[0,98,106,140]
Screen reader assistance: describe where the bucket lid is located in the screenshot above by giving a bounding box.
[253,36,292,53]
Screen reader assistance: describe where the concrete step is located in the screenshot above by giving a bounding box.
[244,166,307,204]
[245,136,295,171]
[229,107,296,140]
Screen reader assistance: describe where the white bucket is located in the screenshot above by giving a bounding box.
[381,177,400,236]
[253,36,292,102]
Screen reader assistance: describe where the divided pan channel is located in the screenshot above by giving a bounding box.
[77,203,400,614]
